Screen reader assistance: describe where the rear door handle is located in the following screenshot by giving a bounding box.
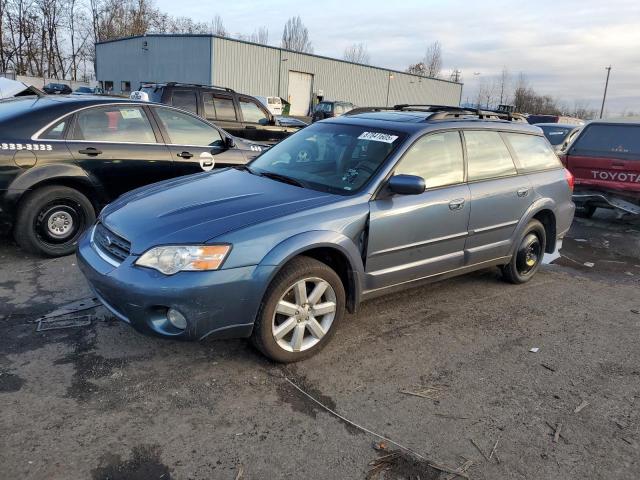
[245,125,257,130]
[517,187,529,197]
[177,151,193,159]
[449,198,465,210]
[78,147,102,156]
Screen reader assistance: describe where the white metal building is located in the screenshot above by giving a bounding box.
[96,34,462,116]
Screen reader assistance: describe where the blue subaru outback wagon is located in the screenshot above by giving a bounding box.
[77,105,575,362]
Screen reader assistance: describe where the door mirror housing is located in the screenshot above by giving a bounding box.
[225,136,235,149]
[387,174,426,195]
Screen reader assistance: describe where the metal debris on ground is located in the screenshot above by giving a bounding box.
[583,262,595,268]
[35,297,101,323]
[282,376,464,477]
[574,400,590,414]
[553,424,562,443]
[399,385,445,400]
[36,314,93,332]
[530,347,540,353]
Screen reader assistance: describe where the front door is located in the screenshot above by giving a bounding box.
[366,131,470,291]
[238,95,289,143]
[463,130,533,264]
[151,106,245,176]
[67,104,173,199]
[202,92,243,138]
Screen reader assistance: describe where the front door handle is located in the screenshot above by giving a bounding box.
[449,198,465,210]
[78,147,102,156]
[177,151,193,159]
[245,125,257,130]
[517,187,529,197]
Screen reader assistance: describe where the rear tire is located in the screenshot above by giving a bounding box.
[251,256,345,363]
[501,219,546,284]
[14,185,95,257]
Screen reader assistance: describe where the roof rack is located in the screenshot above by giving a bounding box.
[139,81,235,93]
[345,104,526,122]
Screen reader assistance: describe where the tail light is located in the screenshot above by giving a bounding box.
[564,168,574,192]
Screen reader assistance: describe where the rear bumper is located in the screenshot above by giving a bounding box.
[76,229,276,340]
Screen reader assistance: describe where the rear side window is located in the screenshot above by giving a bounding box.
[40,119,67,139]
[503,133,561,173]
[71,106,156,143]
[395,131,464,189]
[203,94,237,121]
[571,124,640,160]
[464,130,517,181]
[171,90,198,114]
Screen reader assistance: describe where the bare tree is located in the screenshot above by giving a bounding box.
[423,41,442,78]
[498,67,509,105]
[237,26,269,44]
[210,14,226,36]
[406,62,426,76]
[281,16,312,53]
[343,42,370,64]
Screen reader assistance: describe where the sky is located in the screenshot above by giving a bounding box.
[156,0,640,116]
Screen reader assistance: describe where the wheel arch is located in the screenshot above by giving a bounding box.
[6,164,106,212]
[512,198,558,255]
[259,231,366,313]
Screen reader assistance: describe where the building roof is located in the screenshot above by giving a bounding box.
[95,34,463,87]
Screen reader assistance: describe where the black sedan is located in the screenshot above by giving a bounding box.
[0,95,267,256]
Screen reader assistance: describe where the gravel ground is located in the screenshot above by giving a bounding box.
[1,211,639,480]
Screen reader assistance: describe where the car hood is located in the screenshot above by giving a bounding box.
[100,168,340,254]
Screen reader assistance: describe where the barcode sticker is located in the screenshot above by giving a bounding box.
[358,132,398,143]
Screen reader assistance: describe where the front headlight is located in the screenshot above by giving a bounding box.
[135,245,231,275]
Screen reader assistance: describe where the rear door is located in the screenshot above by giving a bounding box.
[67,104,173,199]
[366,130,471,290]
[169,89,199,115]
[463,130,533,264]
[202,92,243,137]
[564,123,640,194]
[151,105,245,176]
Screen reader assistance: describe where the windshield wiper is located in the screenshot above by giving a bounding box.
[259,171,305,188]
[233,164,256,174]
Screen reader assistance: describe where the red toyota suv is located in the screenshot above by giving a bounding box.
[560,120,640,217]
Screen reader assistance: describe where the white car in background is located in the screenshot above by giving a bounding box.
[255,96,283,115]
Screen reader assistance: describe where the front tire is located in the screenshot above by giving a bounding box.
[252,256,345,362]
[501,219,546,284]
[14,185,95,257]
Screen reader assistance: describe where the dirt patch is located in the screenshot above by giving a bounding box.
[366,450,441,480]
[91,444,171,480]
[0,370,25,393]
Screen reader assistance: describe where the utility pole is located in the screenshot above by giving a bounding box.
[599,66,611,119]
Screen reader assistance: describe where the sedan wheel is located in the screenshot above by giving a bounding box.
[272,277,337,353]
[252,256,345,362]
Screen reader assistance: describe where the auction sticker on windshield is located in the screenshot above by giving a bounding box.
[358,132,398,143]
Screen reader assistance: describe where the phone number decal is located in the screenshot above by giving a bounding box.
[1,143,53,151]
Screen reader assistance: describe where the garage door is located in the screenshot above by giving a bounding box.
[287,71,313,116]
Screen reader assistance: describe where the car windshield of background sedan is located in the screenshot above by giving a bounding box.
[248,122,405,194]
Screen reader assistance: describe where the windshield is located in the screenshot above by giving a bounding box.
[315,102,332,113]
[249,122,404,195]
[539,125,572,145]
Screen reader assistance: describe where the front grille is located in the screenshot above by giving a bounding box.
[93,223,131,263]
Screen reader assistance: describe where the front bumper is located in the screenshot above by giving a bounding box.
[76,230,275,340]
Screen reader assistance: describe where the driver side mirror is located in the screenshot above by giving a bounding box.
[225,136,235,149]
[387,175,426,195]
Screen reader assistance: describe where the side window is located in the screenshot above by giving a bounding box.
[155,107,223,146]
[335,104,344,115]
[71,106,156,143]
[202,93,237,121]
[464,131,517,181]
[40,119,68,140]
[171,90,198,114]
[503,133,561,173]
[239,98,269,125]
[395,131,464,189]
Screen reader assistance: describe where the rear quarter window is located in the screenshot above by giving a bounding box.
[503,133,562,173]
[571,124,640,160]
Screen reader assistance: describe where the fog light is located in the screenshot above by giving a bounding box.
[167,308,187,330]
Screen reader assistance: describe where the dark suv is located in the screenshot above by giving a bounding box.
[131,83,303,143]
[43,83,72,95]
[312,101,356,123]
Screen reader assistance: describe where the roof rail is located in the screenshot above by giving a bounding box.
[345,104,526,122]
[140,81,235,93]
